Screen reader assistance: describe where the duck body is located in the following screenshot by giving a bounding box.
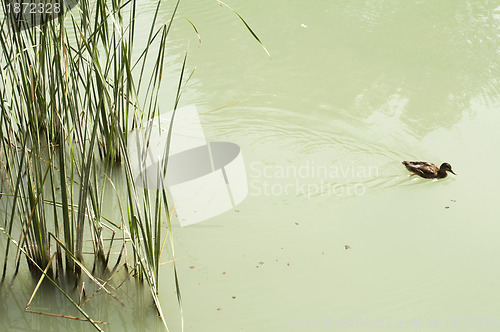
[402,161,456,179]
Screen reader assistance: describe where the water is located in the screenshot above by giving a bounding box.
[2,0,500,331]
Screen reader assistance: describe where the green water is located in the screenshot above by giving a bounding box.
[2,0,500,331]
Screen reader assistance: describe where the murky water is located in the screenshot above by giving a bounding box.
[2,0,500,331]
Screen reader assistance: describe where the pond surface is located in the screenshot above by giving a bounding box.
[2,0,500,331]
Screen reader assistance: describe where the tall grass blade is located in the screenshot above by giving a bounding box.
[217,1,272,60]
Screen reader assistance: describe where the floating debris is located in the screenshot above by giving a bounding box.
[301,24,308,28]
[287,262,290,266]
[295,222,299,225]
[189,266,195,269]
[235,209,240,212]
[445,206,450,209]
[217,308,222,311]
[232,296,236,299]
[451,199,457,202]
[345,245,351,250]
[258,261,264,265]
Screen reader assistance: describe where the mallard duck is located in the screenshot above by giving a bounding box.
[402,161,456,179]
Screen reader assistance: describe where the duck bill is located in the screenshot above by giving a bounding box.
[450,169,457,175]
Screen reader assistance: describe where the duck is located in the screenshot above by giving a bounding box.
[402,161,456,179]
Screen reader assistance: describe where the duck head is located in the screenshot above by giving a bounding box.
[440,163,456,175]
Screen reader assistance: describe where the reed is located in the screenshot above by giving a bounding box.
[0,0,183,329]
[0,0,268,329]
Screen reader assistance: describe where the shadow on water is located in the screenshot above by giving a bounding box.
[177,0,499,139]
[301,1,498,135]
[342,0,500,135]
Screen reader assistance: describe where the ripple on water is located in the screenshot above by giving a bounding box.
[205,106,425,192]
